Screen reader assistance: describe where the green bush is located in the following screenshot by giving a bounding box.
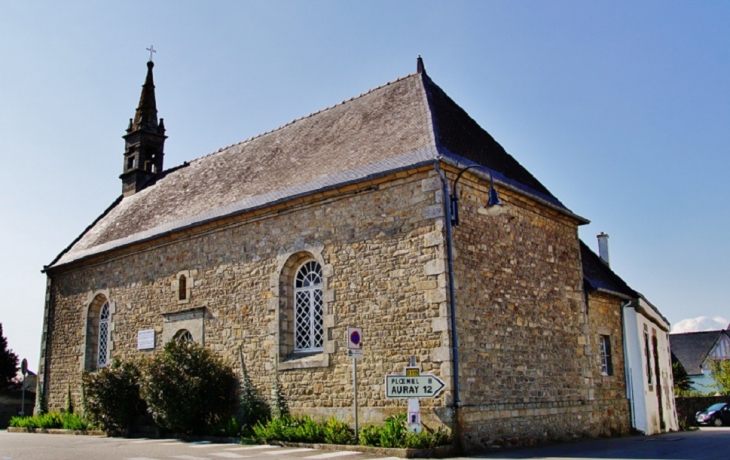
[140,340,239,435]
[253,415,325,443]
[357,424,383,446]
[357,414,451,449]
[83,360,146,433]
[61,412,91,430]
[8,412,92,431]
[379,413,408,447]
[323,416,354,445]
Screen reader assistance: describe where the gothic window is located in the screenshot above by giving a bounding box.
[294,261,324,353]
[175,271,192,304]
[174,329,194,343]
[599,335,613,376]
[84,294,112,371]
[178,275,187,301]
[97,302,110,368]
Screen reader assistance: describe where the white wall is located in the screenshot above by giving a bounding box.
[623,299,679,434]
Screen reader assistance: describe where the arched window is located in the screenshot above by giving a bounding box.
[97,302,110,368]
[294,261,323,352]
[85,294,112,371]
[174,329,194,343]
[178,275,187,301]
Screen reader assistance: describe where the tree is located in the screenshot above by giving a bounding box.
[709,359,730,395]
[0,323,19,389]
[140,340,239,435]
[672,360,693,394]
[83,360,146,433]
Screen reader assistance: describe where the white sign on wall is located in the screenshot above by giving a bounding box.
[137,329,155,350]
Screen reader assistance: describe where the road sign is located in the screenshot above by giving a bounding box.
[347,326,363,359]
[385,373,446,398]
[21,358,28,376]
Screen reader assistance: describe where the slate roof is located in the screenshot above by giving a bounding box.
[48,61,578,270]
[670,330,730,375]
[580,240,637,299]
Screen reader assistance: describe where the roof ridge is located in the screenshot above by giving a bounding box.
[186,73,421,166]
[670,329,725,336]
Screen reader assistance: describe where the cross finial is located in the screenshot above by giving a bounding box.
[146,45,156,62]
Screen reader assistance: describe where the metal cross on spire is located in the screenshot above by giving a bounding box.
[146,45,156,62]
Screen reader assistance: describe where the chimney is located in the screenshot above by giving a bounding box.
[597,232,610,266]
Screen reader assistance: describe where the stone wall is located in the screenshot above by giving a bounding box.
[585,292,631,436]
[42,167,453,426]
[447,166,605,451]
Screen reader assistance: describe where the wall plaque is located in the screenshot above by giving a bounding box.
[137,329,155,350]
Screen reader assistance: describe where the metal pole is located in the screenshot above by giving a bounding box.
[353,357,359,441]
[21,374,25,416]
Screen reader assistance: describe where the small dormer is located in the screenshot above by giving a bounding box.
[120,60,167,196]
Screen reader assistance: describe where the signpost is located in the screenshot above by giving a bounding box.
[385,358,447,433]
[20,359,28,416]
[347,326,363,441]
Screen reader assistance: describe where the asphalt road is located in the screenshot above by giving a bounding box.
[2,427,729,460]
[462,427,730,460]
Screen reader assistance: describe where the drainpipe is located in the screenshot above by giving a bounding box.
[621,299,636,430]
[434,162,461,411]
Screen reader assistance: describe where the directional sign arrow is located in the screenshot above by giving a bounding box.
[385,373,446,399]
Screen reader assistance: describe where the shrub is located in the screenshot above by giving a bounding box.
[379,413,408,448]
[253,415,325,443]
[323,416,354,445]
[140,340,239,435]
[357,414,451,449]
[83,360,146,433]
[8,412,92,431]
[61,412,91,430]
[357,424,383,446]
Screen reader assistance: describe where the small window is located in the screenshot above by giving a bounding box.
[599,335,613,376]
[174,329,194,343]
[127,156,136,169]
[178,275,187,301]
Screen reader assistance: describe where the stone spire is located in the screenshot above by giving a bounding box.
[130,61,161,133]
[120,60,167,196]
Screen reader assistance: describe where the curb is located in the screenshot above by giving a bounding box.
[270,440,453,458]
[7,427,106,436]
[4,428,452,458]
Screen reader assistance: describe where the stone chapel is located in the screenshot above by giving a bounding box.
[38,58,676,450]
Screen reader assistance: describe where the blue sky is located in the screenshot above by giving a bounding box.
[1,1,728,371]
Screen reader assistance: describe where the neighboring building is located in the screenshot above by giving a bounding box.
[670,328,730,392]
[581,235,679,435]
[38,57,674,451]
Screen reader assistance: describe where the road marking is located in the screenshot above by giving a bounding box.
[131,439,169,444]
[264,448,315,455]
[225,446,279,451]
[304,451,362,459]
[189,443,219,448]
[126,458,160,460]
[209,453,250,458]
[170,456,210,460]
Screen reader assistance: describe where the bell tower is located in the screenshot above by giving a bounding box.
[120,60,166,196]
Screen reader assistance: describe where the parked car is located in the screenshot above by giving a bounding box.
[696,402,730,426]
